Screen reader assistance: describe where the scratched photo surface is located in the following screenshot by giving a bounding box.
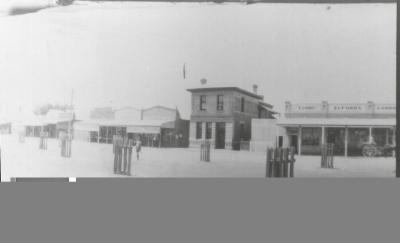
[0,1,396,180]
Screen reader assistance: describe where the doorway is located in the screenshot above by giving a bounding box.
[290,135,298,154]
[215,122,226,149]
[278,136,283,148]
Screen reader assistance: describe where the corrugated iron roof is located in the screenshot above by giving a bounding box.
[187,87,264,100]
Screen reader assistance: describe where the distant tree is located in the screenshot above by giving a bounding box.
[56,0,75,6]
[34,103,72,115]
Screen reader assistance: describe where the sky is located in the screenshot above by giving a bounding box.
[0,1,396,121]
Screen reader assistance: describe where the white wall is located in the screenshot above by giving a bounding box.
[73,130,91,142]
[250,119,289,152]
[114,107,141,122]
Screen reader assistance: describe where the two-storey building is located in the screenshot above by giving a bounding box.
[187,87,276,150]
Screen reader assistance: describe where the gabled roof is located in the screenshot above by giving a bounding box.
[143,105,177,112]
[187,87,264,100]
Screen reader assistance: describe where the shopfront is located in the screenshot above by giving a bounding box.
[278,102,396,157]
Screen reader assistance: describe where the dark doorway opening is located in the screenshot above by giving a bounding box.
[278,136,283,148]
[215,122,226,149]
[291,135,298,154]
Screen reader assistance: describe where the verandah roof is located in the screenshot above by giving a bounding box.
[277,118,396,127]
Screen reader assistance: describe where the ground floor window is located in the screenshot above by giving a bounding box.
[240,123,245,140]
[90,131,98,143]
[99,126,126,144]
[301,127,321,146]
[206,122,212,139]
[196,122,202,139]
[372,128,390,147]
[388,128,395,145]
[129,133,160,147]
[301,127,322,155]
[347,128,369,156]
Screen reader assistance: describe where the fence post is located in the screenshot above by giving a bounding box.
[289,147,295,177]
[113,135,124,174]
[273,148,279,177]
[329,144,334,168]
[39,132,48,150]
[321,143,334,169]
[200,143,203,161]
[266,148,272,178]
[322,144,324,168]
[266,148,269,177]
[282,148,288,177]
[200,141,211,162]
[270,148,275,177]
[266,146,296,178]
[207,141,210,161]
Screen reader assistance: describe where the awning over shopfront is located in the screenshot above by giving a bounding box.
[277,118,396,127]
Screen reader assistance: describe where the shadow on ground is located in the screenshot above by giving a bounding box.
[8,6,50,16]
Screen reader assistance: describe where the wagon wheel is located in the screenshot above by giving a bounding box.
[362,144,377,157]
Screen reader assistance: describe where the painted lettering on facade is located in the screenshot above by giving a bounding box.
[330,104,366,112]
[375,105,396,113]
[292,104,321,113]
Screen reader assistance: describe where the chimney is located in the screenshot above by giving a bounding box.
[200,78,207,86]
[252,84,258,94]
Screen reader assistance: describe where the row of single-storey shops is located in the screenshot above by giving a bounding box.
[250,101,396,156]
[2,110,75,138]
[0,106,189,148]
[72,106,189,148]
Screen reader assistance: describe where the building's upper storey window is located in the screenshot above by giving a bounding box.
[241,97,245,112]
[217,95,224,111]
[200,95,206,111]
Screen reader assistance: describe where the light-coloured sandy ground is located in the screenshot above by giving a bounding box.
[0,134,395,180]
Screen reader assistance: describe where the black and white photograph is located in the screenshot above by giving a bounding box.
[0,0,396,180]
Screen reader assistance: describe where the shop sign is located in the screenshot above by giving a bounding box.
[329,104,367,113]
[375,104,396,113]
[291,104,322,113]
